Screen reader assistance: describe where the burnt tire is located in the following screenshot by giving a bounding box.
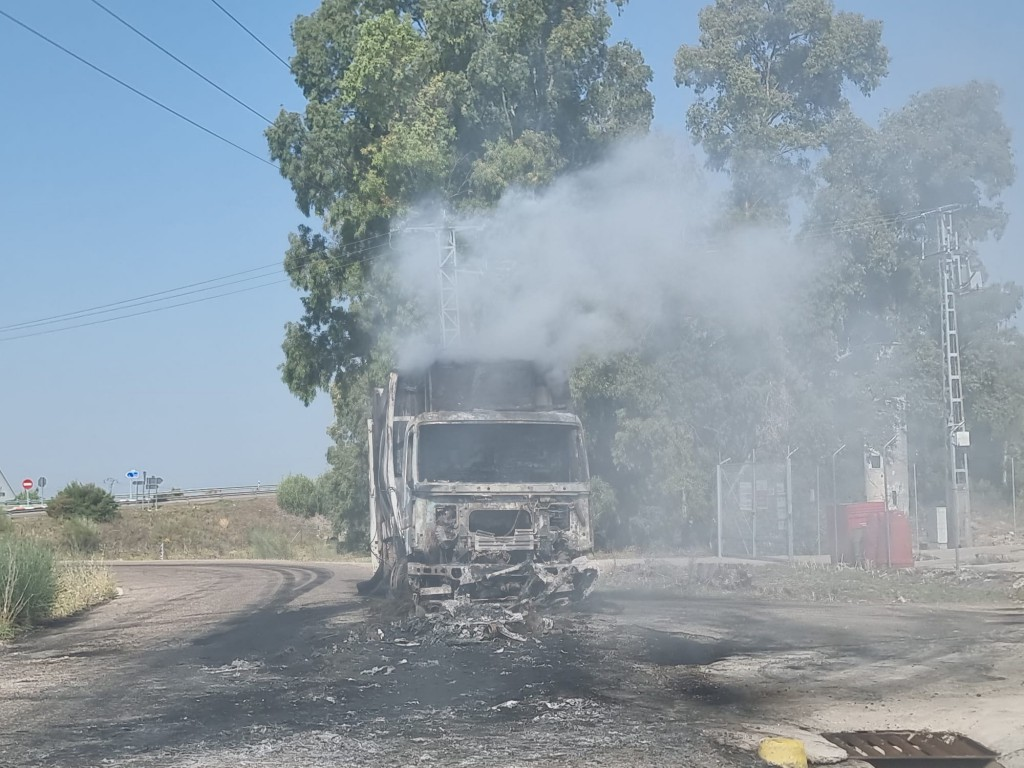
[388,557,410,600]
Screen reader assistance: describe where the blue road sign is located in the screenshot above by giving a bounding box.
[126,470,139,479]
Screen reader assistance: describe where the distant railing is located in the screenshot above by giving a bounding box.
[4,485,280,515]
[116,484,278,504]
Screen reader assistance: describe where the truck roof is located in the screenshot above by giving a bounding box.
[408,410,582,425]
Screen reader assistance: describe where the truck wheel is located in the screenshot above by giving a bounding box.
[388,557,410,599]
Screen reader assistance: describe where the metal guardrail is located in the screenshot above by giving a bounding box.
[3,485,279,515]
[116,484,278,504]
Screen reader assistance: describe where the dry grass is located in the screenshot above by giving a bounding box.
[598,558,1019,605]
[11,497,358,561]
[50,561,119,620]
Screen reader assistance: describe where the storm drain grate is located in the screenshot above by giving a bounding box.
[823,731,998,768]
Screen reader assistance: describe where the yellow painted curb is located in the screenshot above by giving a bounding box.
[758,737,808,768]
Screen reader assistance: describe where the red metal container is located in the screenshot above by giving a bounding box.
[865,511,914,568]
[830,502,913,568]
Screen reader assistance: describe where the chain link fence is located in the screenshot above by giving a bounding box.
[716,456,838,559]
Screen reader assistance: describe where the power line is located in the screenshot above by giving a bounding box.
[0,9,275,168]
[1,270,284,333]
[0,232,394,334]
[0,234,396,340]
[87,0,273,124]
[0,279,290,342]
[207,0,290,70]
[0,205,933,343]
[0,263,287,333]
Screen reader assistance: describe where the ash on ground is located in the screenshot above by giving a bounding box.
[354,594,570,647]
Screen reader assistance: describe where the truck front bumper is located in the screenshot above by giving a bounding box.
[406,557,598,603]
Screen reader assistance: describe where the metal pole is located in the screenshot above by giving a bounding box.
[1013,456,1017,535]
[751,449,758,558]
[786,446,798,560]
[716,460,723,557]
[816,463,822,557]
[716,455,731,558]
[882,433,899,568]
[913,462,920,554]
[832,444,846,564]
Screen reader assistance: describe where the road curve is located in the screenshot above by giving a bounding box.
[3,561,1022,768]
[0,561,369,767]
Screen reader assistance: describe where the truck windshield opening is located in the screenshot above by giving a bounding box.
[417,423,584,484]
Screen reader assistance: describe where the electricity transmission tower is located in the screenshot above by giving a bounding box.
[436,225,461,350]
[936,208,972,547]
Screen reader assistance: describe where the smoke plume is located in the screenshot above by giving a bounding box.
[388,135,814,375]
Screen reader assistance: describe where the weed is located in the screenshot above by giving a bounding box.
[0,534,57,639]
[51,562,118,619]
[60,517,102,556]
[248,527,293,559]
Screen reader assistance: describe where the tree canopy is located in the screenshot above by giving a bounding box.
[269,0,653,404]
[675,0,888,219]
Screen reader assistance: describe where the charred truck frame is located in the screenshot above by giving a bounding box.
[359,360,597,605]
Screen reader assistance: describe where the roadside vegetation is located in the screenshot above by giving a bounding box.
[46,481,119,522]
[599,559,1024,606]
[0,517,116,641]
[12,496,350,561]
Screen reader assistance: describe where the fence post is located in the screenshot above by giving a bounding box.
[716,461,723,557]
[816,463,822,557]
[751,449,758,558]
[786,446,799,560]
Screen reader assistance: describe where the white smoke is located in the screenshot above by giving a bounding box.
[388,134,812,374]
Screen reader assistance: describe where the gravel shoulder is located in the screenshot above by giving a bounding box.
[1,560,1021,767]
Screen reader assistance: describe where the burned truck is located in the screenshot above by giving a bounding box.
[359,360,597,605]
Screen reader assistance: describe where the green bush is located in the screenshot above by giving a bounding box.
[47,482,119,522]
[276,474,321,518]
[0,534,57,639]
[0,514,12,535]
[248,527,293,559]
[61,517,102,556]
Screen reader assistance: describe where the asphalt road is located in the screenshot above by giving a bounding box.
[1,562,1021,767]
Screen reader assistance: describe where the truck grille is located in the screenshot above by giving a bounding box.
[471,530,537,551]
[469,508,533,536]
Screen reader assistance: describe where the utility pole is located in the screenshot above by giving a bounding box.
[832,444,846,563]
[1012,456,1017,535]
[750,449,758,558]
[881,432,899,567]
[716,454,731,557]
[937,208,972,547]
[786,446,798,559]
[815,463,822,557]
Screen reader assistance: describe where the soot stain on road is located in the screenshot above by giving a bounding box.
[35,600,750,766]
[8,564,1019,767]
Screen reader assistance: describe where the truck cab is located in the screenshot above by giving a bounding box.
[365,360,596,603]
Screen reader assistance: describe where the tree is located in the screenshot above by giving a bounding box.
[46,482,118,522]
[675,0,888,219]
[806,81,1017,502]
[268,0,653,539]
[276,474,321,518]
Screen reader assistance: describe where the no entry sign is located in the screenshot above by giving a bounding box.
[21,478,33,491]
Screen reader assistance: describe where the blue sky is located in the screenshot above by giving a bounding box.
[0,0,1020,495]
